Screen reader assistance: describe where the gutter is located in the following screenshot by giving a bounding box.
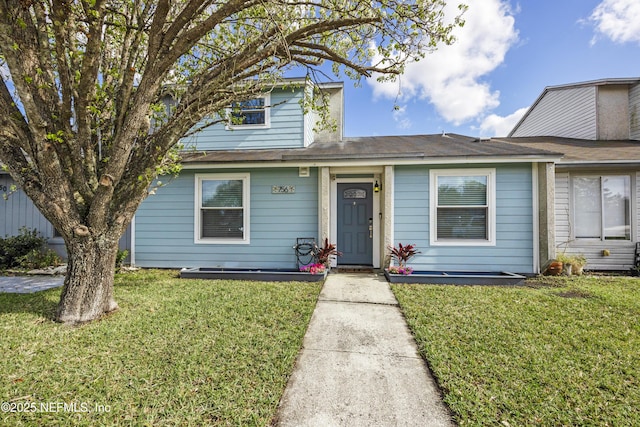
[180,154,562,170]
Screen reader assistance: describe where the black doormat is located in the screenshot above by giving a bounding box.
[334,266,375,273]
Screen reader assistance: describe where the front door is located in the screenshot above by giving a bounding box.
[337,183,373,265]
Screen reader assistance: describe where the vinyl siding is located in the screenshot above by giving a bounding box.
[393,164,535,274]
[511,87,597,139]
[554,172,570,253]
[1,174,132,261]
[631,83,640,140]
[304,103,314,147]
[0,174,54,238]
[134,168,319,268]
[555,169,638,271]
[181,88,306,151]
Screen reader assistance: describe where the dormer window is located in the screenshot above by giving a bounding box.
[228,94,270,129]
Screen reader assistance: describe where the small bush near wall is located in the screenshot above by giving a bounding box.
[0,227,60,270]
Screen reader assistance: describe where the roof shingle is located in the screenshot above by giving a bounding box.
[182,134,561,165]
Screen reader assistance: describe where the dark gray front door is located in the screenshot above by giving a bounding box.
[337,183,373,265]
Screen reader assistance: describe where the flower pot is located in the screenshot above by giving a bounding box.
[546,261,563,276]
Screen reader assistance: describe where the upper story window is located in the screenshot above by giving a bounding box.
[228,94,270,129]
[195,173,250,244]
[573,175,631,241]
[430,169,496,246]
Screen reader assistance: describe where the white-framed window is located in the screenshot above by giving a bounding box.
[227,94,270,129]
[572,175,631,241]
[195,173,250,244]
[430,169,496,246]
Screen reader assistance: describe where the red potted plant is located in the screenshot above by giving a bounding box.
[387,243,420,275]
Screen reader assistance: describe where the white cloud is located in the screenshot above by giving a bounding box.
[368,0,518,125]
[478,107,529,137]
[589,0,640,45]
[392,105,412,130]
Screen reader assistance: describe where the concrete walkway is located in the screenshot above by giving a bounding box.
[0,276,64,293]
[276,272,454,427]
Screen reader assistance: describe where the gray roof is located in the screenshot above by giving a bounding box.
[494,136,640,165]
[181,133,561,166]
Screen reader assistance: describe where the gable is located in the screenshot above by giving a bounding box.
[510,86,596,139]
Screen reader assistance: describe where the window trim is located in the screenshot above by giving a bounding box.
[226,93,270,130]
[430,168,496,247]
[194,173,250,244]
[571,173,632,242]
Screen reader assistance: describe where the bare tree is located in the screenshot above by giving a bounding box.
[0,0,464,324]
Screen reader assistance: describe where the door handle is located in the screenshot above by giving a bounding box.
[369,218,373,238]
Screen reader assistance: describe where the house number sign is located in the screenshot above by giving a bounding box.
[343,188,367,199]
[272,185,295,194]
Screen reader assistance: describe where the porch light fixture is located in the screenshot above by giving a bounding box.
[374,180,380,193]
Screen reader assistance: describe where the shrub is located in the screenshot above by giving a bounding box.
[116,249,129,272]
[0,227,49,269]
[17,248,62,270]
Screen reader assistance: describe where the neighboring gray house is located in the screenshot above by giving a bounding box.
[0,176,132,261]
[497,78,640,271]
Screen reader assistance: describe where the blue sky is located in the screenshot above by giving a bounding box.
[342,0,640,138]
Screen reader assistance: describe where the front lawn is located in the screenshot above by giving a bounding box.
[393,275,640,426]
[0,269,321,426]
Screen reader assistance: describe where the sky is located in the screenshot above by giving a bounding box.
[342,0,640,138]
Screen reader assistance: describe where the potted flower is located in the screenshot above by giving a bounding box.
[299,263,326,275]
[554,253,587,276]
[385,243,420,280]
[387,265,414,275]
[555,254,573,276]
[545,260,564,276]
[315,238,342,268]
[565,254,587,276]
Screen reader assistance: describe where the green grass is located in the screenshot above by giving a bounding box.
[0,269,321,426]
[392,275,640,426]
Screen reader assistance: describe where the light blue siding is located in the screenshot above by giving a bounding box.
[135,168,319,268]
[182,88,306,151]
[393,164,534,274]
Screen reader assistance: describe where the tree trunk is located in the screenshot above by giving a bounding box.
[55,236,119,324]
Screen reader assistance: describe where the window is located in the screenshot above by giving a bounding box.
[430,169,496,246]
[228,94,270,129]
[195,173,250,244]
[573,175,630,240]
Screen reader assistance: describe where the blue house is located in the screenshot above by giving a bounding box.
[2,77,563,275]
[131,78,559,275]
[10,77,640,275]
